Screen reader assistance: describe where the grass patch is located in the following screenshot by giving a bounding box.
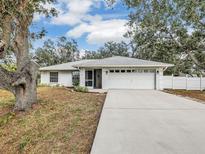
[164,89,205,102]
[0,87,105,154]
[0,112,15,127]
[0,90,15,108]
[18,136,31,152]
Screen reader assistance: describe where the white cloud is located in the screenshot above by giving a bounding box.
[50,0,129,45]
[32,0,129,46]
[79,49,86,58]
[51,0,102,26]
[33,13,41,22]
[67,19,129,45]
[52,12,83,25]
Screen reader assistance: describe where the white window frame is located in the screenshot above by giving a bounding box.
[50,72,58,83]
[85,70,94,88]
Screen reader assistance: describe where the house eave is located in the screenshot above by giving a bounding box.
[39,68,79,71]
[74,65,174,69]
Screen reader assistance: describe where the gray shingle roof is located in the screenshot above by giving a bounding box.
[73,56,174,68]
[39,56,174,71]
[39,60,94,71]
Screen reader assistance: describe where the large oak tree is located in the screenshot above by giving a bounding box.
[0,0,57,111]
[109,0,205,75]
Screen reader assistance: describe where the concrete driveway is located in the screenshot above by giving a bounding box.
[91,90,205,154]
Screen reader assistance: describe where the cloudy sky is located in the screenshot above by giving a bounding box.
[31,0,130,52]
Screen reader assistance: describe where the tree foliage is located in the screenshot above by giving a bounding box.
[0,0,57,57]
[34,37,79,66]
[109,0,205,75]
[83,41,130,59]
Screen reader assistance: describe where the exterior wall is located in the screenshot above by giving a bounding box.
[40,71,50,85]
[79,67,165,90]
[102,68,108,89]
[156,68,164,90]
[79,68,85,87]
[40,71,73,87]
[59,71,73,87]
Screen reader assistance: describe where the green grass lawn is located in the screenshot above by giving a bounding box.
[0,87,105,154]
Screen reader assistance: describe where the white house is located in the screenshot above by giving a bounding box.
[39,60,93,87]
[40,56,173,90]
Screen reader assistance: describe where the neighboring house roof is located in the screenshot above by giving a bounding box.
[73,56,174,68]
[39,60,93,71]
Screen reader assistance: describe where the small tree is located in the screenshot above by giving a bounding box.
[34,39,59,67]
[83,41,130,59]
[57,37,80,62]
[0,0,57,111]
[34,37,80,67]
[98,41,130,58]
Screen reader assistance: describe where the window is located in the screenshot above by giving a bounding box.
[121,70,126,73]
[132,70,135,72]
[85,70,93,87]
[127,70,131,73]
[110,70,114,73]
[86,70,92,80]
[85,81,92,86]
[138,69,143,73]
[115,70,120,73]
[72,71,80,86]
[144,69,149,73]
[50,72,58,83]
[149,69,155,73]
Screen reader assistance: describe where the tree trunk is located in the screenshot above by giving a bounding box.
[14,61,38,111]
[12,27,39,111]
[0,59,38,111]
[0,1,39,111]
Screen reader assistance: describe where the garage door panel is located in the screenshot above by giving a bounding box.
[104,73,155,89]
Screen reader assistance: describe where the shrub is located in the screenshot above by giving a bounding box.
[38,84,50,87]
[38,84,65,88]
[74,86,88,93]
[55,84,61,87]
[73,80,80,87]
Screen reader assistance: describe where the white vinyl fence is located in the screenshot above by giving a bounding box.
[162,75,205,91]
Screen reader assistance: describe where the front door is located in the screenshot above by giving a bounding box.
[94,69,102,89]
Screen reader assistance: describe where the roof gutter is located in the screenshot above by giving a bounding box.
[74,65,174,68]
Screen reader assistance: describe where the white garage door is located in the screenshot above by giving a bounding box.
[104,69,156,89]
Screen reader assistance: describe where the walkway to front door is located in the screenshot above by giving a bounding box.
[91,90,205,154]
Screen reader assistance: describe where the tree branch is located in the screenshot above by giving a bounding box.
[167,29,205,73]
[0,65,16,93]
[0,16,12,58]
[185,50,205,69]
[0,59,39,93]
[12,77,26,87]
